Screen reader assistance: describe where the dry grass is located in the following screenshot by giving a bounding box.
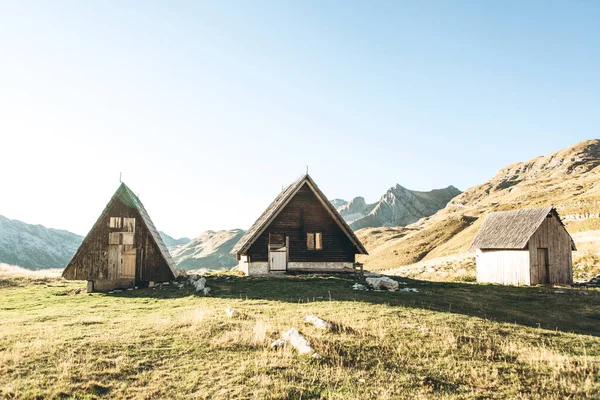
[357,216,475,271]
[1,274,600,399]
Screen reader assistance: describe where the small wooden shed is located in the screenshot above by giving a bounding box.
[470,207,576,286]
[231,174,368,275]
[62,183,177,291]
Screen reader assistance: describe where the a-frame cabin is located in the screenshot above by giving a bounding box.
[63,183,177,291]
[231,174,368,275]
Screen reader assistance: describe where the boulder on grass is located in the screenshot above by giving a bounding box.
[305,315,333,330]
[366,277,399,291]
[281,328,315,355]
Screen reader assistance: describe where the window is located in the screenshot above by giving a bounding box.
[123,217,136,232]
[307,232,322,250]
[109,217,122,228]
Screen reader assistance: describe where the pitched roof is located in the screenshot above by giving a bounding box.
[115,183,177,275]
[470,206,576,250]
[231,174,368,256]
[65,183,177,277]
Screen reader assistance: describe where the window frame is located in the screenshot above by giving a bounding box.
[306,232,323,251]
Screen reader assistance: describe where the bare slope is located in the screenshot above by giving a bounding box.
[169,229,245,270]
[0,215,83,269]
[359,139,600,270]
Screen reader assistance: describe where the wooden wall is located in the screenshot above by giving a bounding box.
[476,249,531,285]
[63,197,174,284]
[527,213,573,285]
[247,183,356,263]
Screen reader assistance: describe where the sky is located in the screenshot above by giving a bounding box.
[0,1,599,238]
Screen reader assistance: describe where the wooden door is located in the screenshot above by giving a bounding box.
[270,249,287,271]
[108,217,136,280]
[122,249,136,278]
[108,245,122,280]
[538,248,550,284]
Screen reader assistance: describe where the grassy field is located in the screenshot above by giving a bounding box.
[1,274,600,399]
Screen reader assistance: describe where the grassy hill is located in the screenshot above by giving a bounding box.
[1,272,599,399]
[357,139,600,273]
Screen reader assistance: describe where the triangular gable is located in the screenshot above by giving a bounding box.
[470,206,576,251]
[63,183,177,278]
[232,174,368,256]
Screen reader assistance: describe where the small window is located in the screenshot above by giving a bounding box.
[123,217,136,232]
[109,217,122,228]
[307,232,322,250]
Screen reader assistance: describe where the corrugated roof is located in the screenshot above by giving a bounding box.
[470,206,576,250]
[231,174,368,256]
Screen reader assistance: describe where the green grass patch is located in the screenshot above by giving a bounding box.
[1,274,599,399]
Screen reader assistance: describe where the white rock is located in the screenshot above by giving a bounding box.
[305,315,333,330]
[270,339,286,349]
[352,283,368,291]
[281,328,314,355]
[203,287,211,296]
[225,308,239,318]
[162,282,170,286]
[366,277,399,291]
[553,290,566,294]
[192,277,206,292]
[399,288,419,293]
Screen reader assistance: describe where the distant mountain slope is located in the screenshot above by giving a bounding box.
[334,185,461,230]
[0,215,83,270]
[358,139,600,270]
[169,229,245,270]
[159,231,191,247]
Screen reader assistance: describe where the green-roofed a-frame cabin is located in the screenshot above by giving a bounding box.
[63,183,177,292]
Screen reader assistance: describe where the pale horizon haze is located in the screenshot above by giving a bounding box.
[1,1,599,238]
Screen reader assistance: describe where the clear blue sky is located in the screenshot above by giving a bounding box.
[0,1,598,238]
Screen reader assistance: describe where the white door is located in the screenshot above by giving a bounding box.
[270,249,287,271]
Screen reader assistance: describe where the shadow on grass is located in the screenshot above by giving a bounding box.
[109,274,600,337]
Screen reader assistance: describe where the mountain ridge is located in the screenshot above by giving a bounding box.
[335,185,461,230]
[358,139,600,270]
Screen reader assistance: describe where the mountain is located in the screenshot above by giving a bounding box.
[159,231,191,247]
[334,185,461,230]
[330,199,348,209]
[358,139,600,271]
[169,229,245,270]
[0,215,83,269]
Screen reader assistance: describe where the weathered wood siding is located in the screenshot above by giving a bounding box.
[527,214,573,285]
[63,197,174,284]
[476,248,531,285]
[246,183,356,263]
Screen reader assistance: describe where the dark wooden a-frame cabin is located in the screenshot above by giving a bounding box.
[63,183,177,292]
[231,174,368,275]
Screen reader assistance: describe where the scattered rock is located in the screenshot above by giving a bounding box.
[305,315,333,330]
[399,288,419,293]
[270,339,286,349]
[352,283,368,291]
[225,308,239,318]
[366,276,399,291]
[281,328,316,355]
[203,287,211,296]
[553,290,566,294]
